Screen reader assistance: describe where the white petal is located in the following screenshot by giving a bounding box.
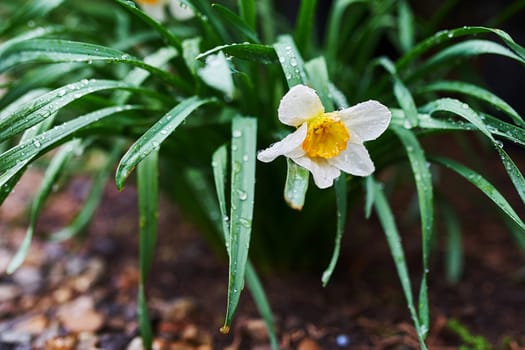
[339,100,391,142]
[278,85,325,127]
[257,123,307,162]
[140,3,166,22]
[292,156,340,189]
[328,143,375,176]
[168,0,195,20]
[198,52,235,100]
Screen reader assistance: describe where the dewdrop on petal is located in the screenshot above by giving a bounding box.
[257,85,391,189]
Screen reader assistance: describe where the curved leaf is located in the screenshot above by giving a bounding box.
[116,97,214,190]
[0,79,134,142]
[197,42,277,64]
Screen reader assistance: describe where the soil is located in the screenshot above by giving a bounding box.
[0,144,524,350]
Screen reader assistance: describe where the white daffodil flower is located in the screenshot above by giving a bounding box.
[136,0,194,22]
[257,84,391,189]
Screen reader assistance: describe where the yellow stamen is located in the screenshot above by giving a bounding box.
[302,113,349,159]
[136,0,161,4]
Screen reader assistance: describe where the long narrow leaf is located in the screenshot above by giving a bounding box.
[212,145,279,349]
[6,140,81,274]
[137,151,159,350]
[238,0,256,30]
[391,126,433,335]
[416,80,524,127]
[0,79,134,143]
[221,117,257,333]
[212,4,260,43]
[197,43,277,64]
[321,176,347,286]
[274,35,310,209]
[294,0,317,53]
[0,39,190,91]
[372,179,428,349]
[431,156,525,233]
[116,97,214,190]
[0,105,141,188]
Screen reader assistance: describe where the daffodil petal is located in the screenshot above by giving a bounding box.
[278,85,325,127]
[328,143,374,176]
[257,123,307,162]
[140,3,166,21]
[168,0,194,20]
[339,100,391,142]
[292,156,340,189]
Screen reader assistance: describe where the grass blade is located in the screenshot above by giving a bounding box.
[0,0,64,35]
[197,43,277,64]
[294,0,317,53]
[378,57,418,127]
[114,0,182,51]
[212,146,279,349]
[115,97,214,190]
[51,142,125,241]
[321,176,347,286]
[431,156,525,233]
[0,79,134,143]
[212,4,260,43]
[273,35,310,208]
[398,0,414,53]
[137,151,159,350]
[372,179,427,349]
[6,140,81,273]
[238,0,256,30]
[415,80,524,127]
[221,116,257,333]
[0,105,141,188]
[0,39,190,91]
[391,126,433,336]
[441,201,463,284]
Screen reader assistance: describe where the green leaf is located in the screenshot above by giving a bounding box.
[0,105,141,188]
[378,57,418,127]
[222,117,257,333]
[0,39,190,91]
[182,37,202,75]
[212,4,260,43]
[238,0,256,30]
[51,142,125,241]
[372,179,428,349]
[397,26,525,72]
[409,40,522,81]
[495,146,525,205]
[273,35,309,87]
[294,0,317,53]
[0,63,84,109]
[6,140,80,274]
[212,145,230,246]
[212,145,279,349]
[398,0,414,53]
[273,35,310,208]
[305,56,333,109]
[391,126,433,335]
[415,80,525,128]
[114,0,182,51]
[441,201,463,284]
[321,176,347,286]
[137,151,159,350]
[283,159,310,211]
[197,42,278,64]
[0,0,64,35]
[115,97,213,190]
[0,79,134,143]
[431,156,525,233]
[245,263,280,350]
[325,0,366,62]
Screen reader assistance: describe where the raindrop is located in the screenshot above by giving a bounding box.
[290,58,298,67]
[232,129,242,138]
[447,32,454,38]
[461,103,468,109]
[160,129,168,135]
[238,190,247,201]
[242,154,249,162]
[57,90,66,97]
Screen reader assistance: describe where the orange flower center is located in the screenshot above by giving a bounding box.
[302,113,350,159]
[136,0,161,4]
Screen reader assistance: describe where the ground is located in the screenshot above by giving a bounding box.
[0,146,524,350]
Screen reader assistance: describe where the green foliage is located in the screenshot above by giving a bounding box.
[1,1,524,348]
